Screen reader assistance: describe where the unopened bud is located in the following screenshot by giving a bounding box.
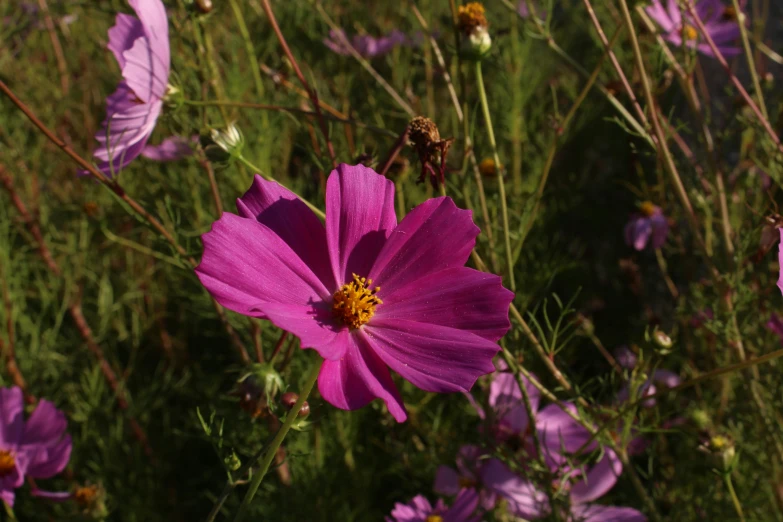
[280,391,310,417]
[690,409,711,430]
[224,452,241,471]
[463,26,492,57]
[652,329,673,354]
[700,434,736,470]
[196,0,213,13]
[210,122,244,156]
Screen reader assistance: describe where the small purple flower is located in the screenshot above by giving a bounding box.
[196,164,513,422]
[614,346,638,370]
[624,202,668,251]
[0,387,72,507]
[324,28,411,58]
[86,0,178,176]
[386,488,481,522]
[645,0,743,58]
[767,313,783,341]
[517,1,546,19]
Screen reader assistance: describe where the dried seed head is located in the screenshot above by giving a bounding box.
[409,116,441,148]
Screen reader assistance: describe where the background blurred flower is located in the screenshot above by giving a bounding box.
[386,488,481,522]
[0,387,72,507]
[324,28,411,58]
[196,164,513,422]
[85,0,172,176]
[624,202,668,251]
[645,0,742,57]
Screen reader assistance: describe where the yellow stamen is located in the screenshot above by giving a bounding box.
[75,485,100,507]
[479,157,499,177]
[426,516,444,522]
[457,2,488,34]
[682,24,698,41]
[0,450,15,477]
[333,274,382,330]
[640,201,657,217]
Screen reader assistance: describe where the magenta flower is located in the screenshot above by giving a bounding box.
[324,28,410,58]
[386,489,481,522]
[87,0,176,176]
[0,387,72,507]
[624,202,668,251]
[196,164,513,422]
[645,0,742,57]
[767,313,783,342]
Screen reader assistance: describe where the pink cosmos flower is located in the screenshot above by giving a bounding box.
[86,0,189,176]
[645,0,742,58]
[386,489,481,522]
[624,202,668,251]
[0,387,72,507]
[196,164,513,422]
[324,28,410,58]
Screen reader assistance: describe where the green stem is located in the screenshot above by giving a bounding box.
[236,155,325,220]
[227,0,266,100]
[731,0,767,119]
[474,61,516,291]
[725,472,747,522]
[232,358,324,522]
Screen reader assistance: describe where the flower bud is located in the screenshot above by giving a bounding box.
[280,391,310,417]
[462,26,492,57]
[690,408,711,430]
[74,484,108,518]
[456,3,491,59]
[224,451,242,471]
[700,434,736,470]
[652,329,674,354]
[210,122,244,157]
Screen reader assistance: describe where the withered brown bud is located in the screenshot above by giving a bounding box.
[280,391,310,417]
[196,0,213,13]
[235,379,265,419]
[457,2,488,35]
[408,116,453,188]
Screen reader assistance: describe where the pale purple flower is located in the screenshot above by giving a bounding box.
[196,164,513,422]
[767,313,783,341]
[614,346,638,370]
[386,489,481,522]
[0,387,72,507]
[517,1,546,19]
[500,450,647,521]
[140,135,196,161]
[645,0,742,57]
[86,0,176,176]
[624,203,668,251]
[324,28,410,58]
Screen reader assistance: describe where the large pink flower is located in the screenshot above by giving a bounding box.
[196,164,514,422]
[86,0,181,176]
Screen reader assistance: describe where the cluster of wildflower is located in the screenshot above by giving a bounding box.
[323,29,424,59]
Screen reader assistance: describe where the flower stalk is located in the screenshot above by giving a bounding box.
[232,358,323,522]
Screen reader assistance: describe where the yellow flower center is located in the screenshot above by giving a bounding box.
[0,450,15,477]
[457,2,488,33]
[682,24,698,41]
[640,201,657,217]
[479,157,499,177]
[75,485,100,507]
[426,516,444,522]
[333,274,382,330]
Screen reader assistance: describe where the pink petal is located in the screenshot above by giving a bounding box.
[488,372,539,436]
[195,213,331,318]
[237,175,335,292]
[108,13,143,70]
[479,458,549,519]
[364,319,499,393]
[325,164,396,285]
[21,400,67,447]
[536,402,594,456]
[665,0,682,27]
[444,488,480,521]
[624,216,652,251]
[569,449,623,504]
[570,504,648,522]
[376,267,512,341]
[89,82,162,176]
[317,333,406,422]
[259,304,349,360]
[141,135,195,161]
[123,0,170,102]
[0,388,24,448]
[434,466,460,496]
[30,489,72,502]
[645,0,674,32]
[369,197,478,296]
[24,435,72,479]
[0,488,14,507]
